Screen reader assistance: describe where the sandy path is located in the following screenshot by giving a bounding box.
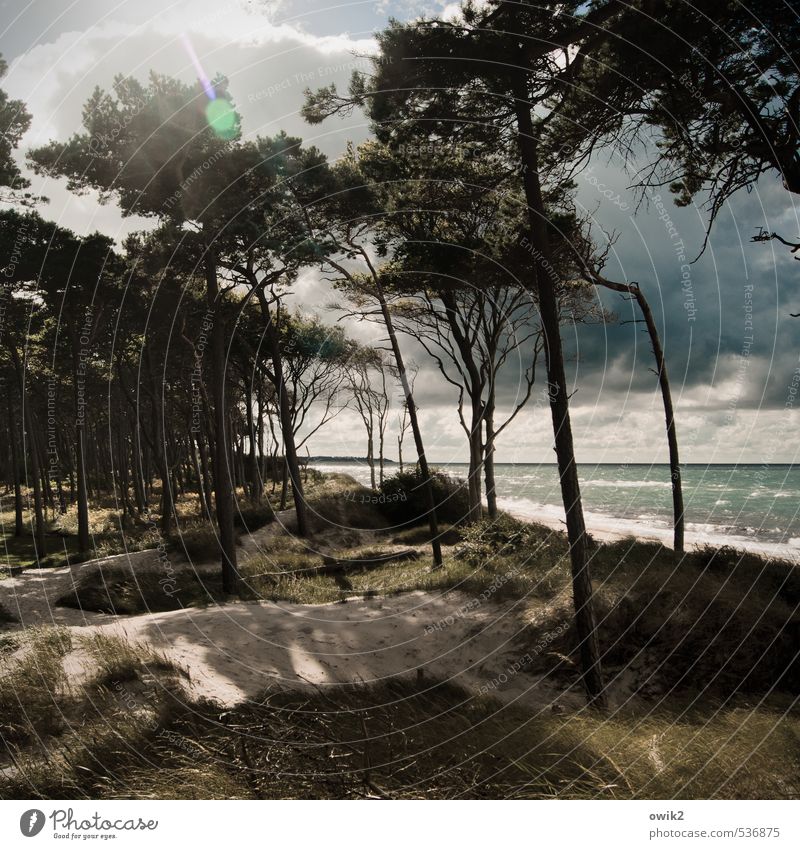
[65,590,576,710]
[1,517,576,711]
[0,551,147,629]
[0,518,289,630]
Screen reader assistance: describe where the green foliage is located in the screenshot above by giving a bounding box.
[0,55,32,190]
[378,467,471,526]
[457,513,563,565]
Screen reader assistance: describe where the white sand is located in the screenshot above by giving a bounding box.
[64,591,577,709]
[0,536,578,711]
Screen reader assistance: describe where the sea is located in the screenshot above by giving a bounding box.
[311,461,800,556]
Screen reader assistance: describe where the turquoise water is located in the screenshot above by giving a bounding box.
[313,462,800,548]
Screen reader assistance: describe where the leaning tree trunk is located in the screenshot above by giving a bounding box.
[367,429,376,491]
[594,278,685,555]
[513,80,606,709]
[634,287,684,554]
[373,280,443,567]
[205,249,239,594]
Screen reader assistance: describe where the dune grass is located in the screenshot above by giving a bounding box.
[0,627,74,748]
[55,503,800,703]
[3,483,800,800]
[1,653,796,800]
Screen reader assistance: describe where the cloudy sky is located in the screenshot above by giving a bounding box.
[3,0,800,464]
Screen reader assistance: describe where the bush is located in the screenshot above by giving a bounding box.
[171,525,235,561]
[0,602,17,625]
[56,564,228,614]
[378,468,471,527]
[234,503,274,533]
[456,513,564,565]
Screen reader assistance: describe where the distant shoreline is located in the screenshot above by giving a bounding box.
[311,460,800,561]
[312,458,800,468]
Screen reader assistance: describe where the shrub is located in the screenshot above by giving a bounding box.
[378,468,471,527]
[456,513,564,565]
[0,602,16,625]
[57,564,228,614]
[234,503,274,533]
[171,525,234,561]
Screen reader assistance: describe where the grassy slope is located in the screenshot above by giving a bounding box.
[1,630,796,800]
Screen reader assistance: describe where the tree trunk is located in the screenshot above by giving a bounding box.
[205,249,239,594]
[484,399,498,520]
[256,288,308,536]
[72,335,91,552]
[7,393,24,536]
[467,402,484,523]
[373,280,442,566]
[132,422,146,516]
[195,430,214,517]
[367,425,376,490]
[245,380,261,502]
[593,277,685,555]
[26,406,47,557]
[513,80,606,709]
[279,459,289,510]
[633,287,685,554]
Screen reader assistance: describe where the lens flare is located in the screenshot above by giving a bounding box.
[205,98,238,140]
[180,32,216,101]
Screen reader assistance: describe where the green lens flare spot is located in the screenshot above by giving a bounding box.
[205,99,238,140]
